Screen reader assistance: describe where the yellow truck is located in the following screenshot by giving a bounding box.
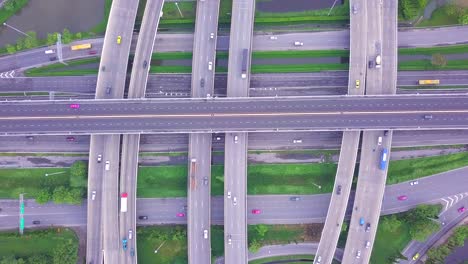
[418,80,440,85]
[70,43,92,51]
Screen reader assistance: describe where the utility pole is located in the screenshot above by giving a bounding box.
[56,33,67,65]
[19,194,24,235]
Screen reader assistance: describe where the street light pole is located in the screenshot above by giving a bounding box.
[2,22,29,37]
[174,3,184,18]
[44,171,66,177]
[327,0,339,16]
[154,240,166,253]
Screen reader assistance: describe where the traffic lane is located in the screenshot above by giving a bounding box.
[1,112,468,134]
[2,95,468,117]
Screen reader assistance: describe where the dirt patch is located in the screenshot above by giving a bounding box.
[453,0,468,7]
[304,223,325,241]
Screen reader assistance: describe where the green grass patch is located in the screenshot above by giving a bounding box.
[253,50,349,58]
[392,144,466,151]
[252,63,349,73]
[24,57,100,77]
[398,59,468,71]
[0,0,30,25]
[137,225,187,264]
[399,44,468,55]
[0,168,70,198]
[0,228,78,262]
[387,151,468,184]
[417,5,460,27]
[250,255,315,264]
[137,166,188,197]
[149,65,192,73]
[370,217,412,264]
[139,152,188,157]
[211,226,225,259]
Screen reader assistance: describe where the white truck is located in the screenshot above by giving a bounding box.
[120,192,128,212]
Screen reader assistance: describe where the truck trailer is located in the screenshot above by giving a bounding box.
[120,192,128,213]
[241,48,248,79]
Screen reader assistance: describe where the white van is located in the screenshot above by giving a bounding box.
[105,161,110,171]
[378,136,382,146]
[45,49,55,54]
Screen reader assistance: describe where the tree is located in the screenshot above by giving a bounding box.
[61,28,72,44]
[15,37,24,51]
[459,14,468,25]
[5,44,16,54]
[431,53,447,68]
[46,33,57,46]
[52,186,68,204]
[255,224,269,238]
[381,214,402,232]
[75,32,82,39]
[52,241,77,264]
[248,239,261,253]
[35,190,51,204]
[409,219,439,241]
[65,188,83,204]
[70,161,87,188]
[27,255,49,264]
[23,31,38,49]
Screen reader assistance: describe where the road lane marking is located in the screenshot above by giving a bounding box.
[1,109,468,121]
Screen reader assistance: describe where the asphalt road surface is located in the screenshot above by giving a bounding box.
[187,0,220,263]
[2,27,468,73]
[1,166,467,228]
[1,95,468,134]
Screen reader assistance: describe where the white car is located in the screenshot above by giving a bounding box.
[293,139,302,144]
[269,36,277,40]
[410,180,419,185]
[294,41,304,46]
[233,197,237,205]
[97,154,102,163]
[227,191,231,199]
[378,136,382,146]
[105,161,110,171]
[208,61,213,71]
[227,234,232,244]
[128,229,133,239]
[203,229,208,239]
[91,191,96,200]
[215,137,221,141]
[210,32,214,39]
[234,135,238,143]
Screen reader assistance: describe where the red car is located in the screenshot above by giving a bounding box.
[251,209,261,215]
[69,104,80,109]
[88,50,97,55]
[397,195,408,201]
[176,212,185,217]
[66,136,76,142]
[458,206,466,213]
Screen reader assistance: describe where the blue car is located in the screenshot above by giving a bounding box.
[359,217,365,226]
[122,238,127,251]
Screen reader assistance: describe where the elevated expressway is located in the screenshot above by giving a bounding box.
[85,1,139,264]
[0,95,468,134]
[342,0,398,262]
[187,0,220,263]
[314,0,367,262]
[224,0,256,263]
[119,0,164,263]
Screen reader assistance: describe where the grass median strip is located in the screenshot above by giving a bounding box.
[136,151,468,198]
[398,59,468,71]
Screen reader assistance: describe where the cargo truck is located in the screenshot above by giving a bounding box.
[71,43,92,51]
[380,148,388,170]
[418,80,440,85]
[120,192,128,213]
[241,49,248,79]
[190,158,197,190]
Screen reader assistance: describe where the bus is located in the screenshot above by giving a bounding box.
[71,43,92,51]
[418,80,440,85]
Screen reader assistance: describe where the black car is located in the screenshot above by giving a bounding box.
[365,223,371,232]
[138,216,148,220]
[143,60,148,68]
[336,185,342,195]
[32,220,40,224]
[49,56,57,61]
[384,130,389,136]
